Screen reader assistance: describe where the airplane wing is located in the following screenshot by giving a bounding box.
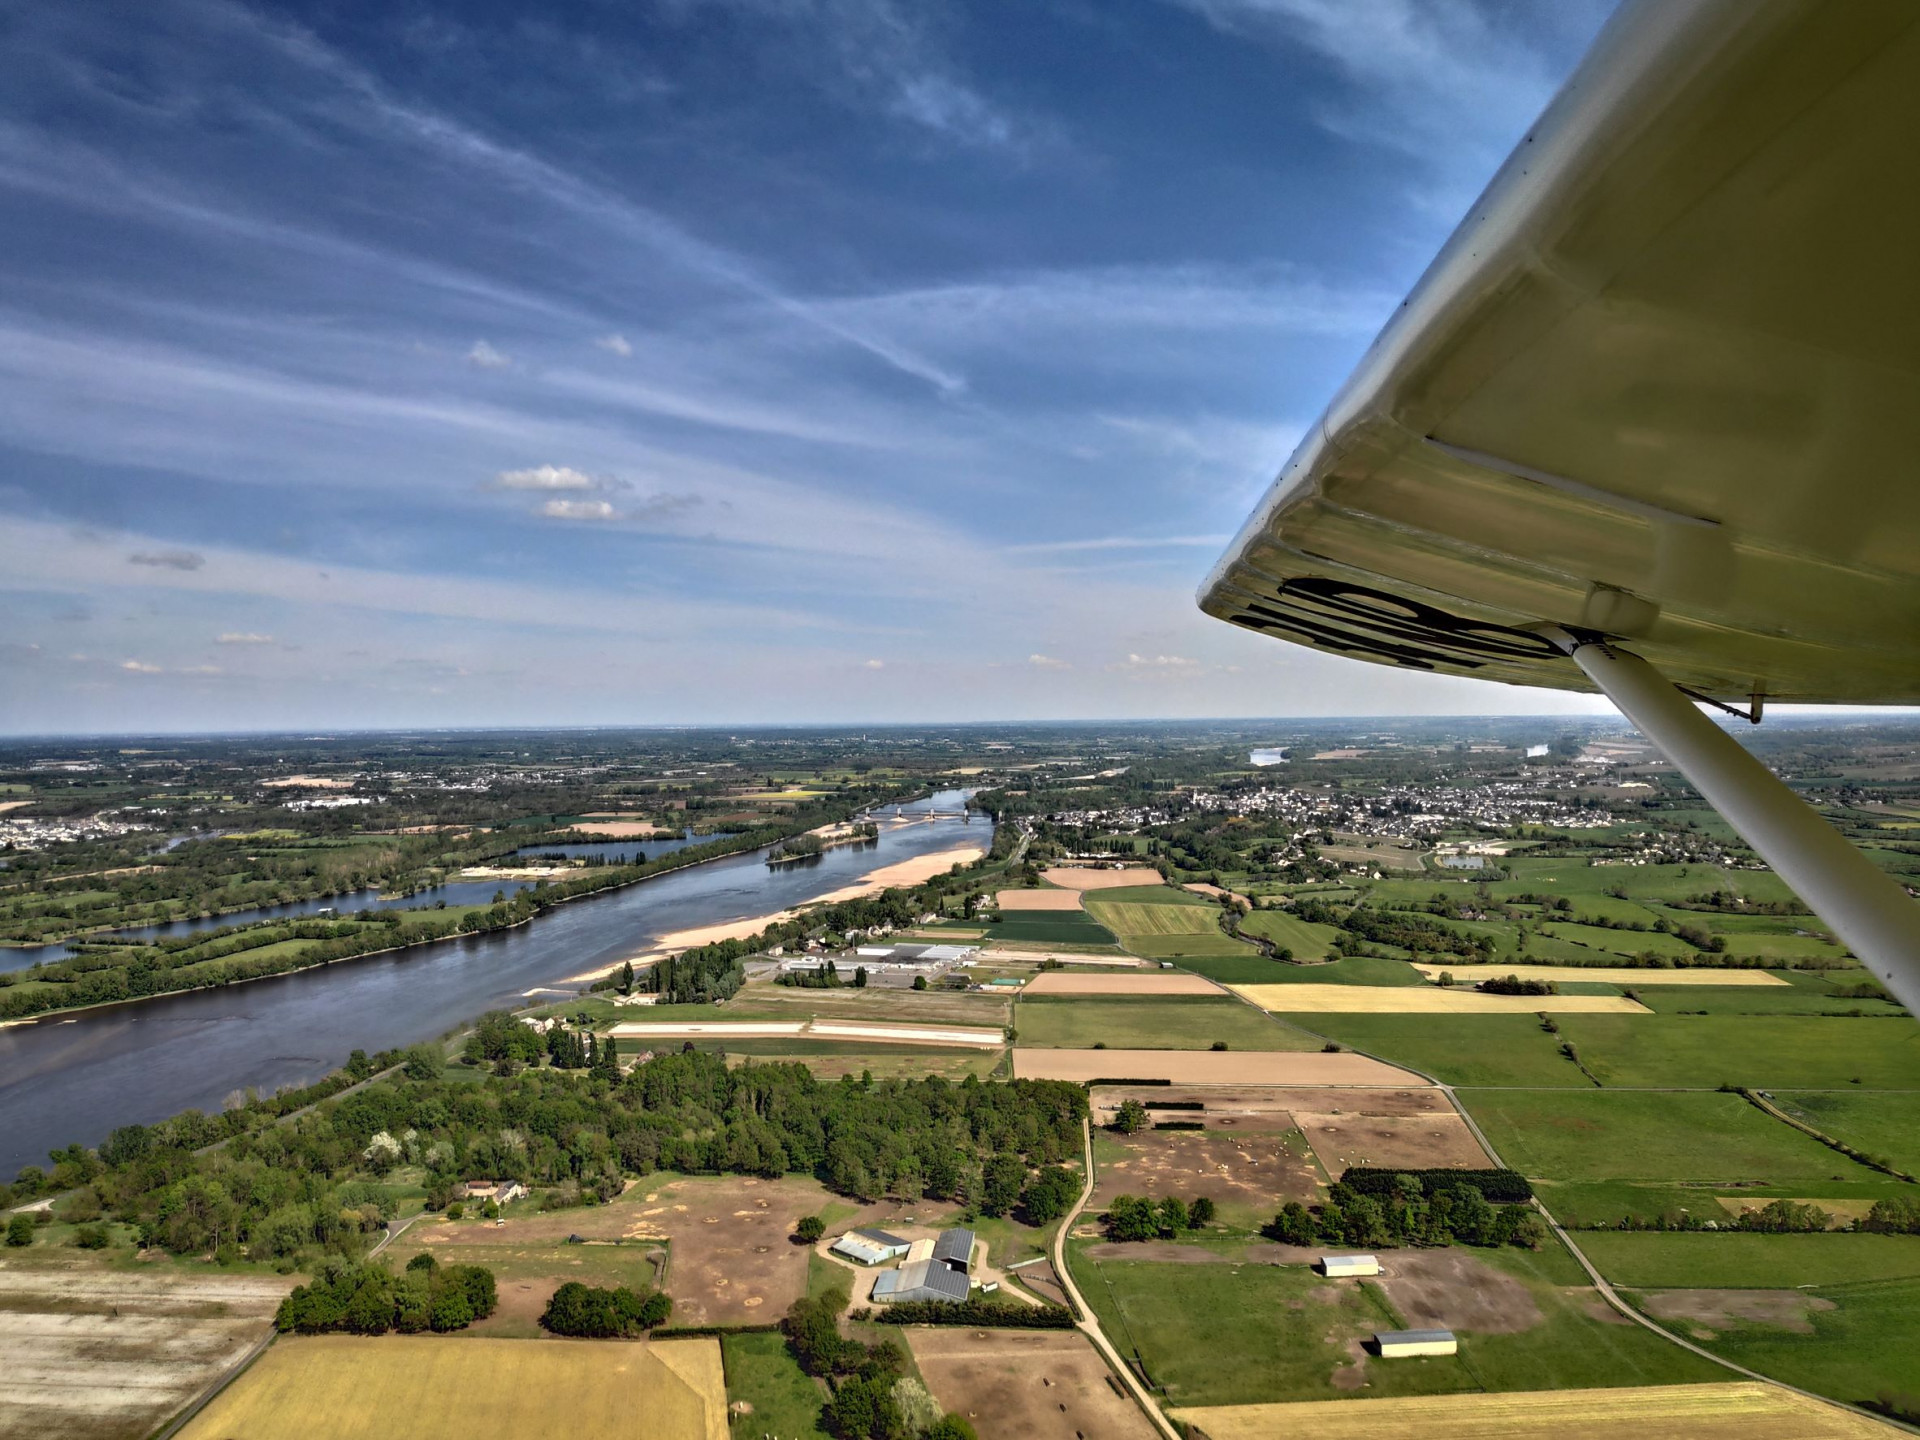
[1200,0,1920,709]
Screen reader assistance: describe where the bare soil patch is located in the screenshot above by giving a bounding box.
[0,1264,290,1440]
[1023,972,1220,996]
[1642,1289,1837,1335]
[1090,1130,1321,1219]
[997,889,1085,911]
[1374,1250,1542,1335]
[1041,867,1165,891]
[1014,1049,1428,1086]
[1090,1086,1449,1132]
[1293,1111,1491,1173]
[570,820,676,837]
[1232,983,1648,1014]
[908,1327,1158,1440]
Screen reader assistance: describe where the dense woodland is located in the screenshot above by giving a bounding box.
[0,1049,1087,1268]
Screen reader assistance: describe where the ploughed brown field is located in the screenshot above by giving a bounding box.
[1292,1110,1492,1173]
[996,889,1086,911]
[1040,866,1166,890]
[1170,1382,1891,1440]
[1091,1085,1454,1130]
[0,1265,292,1440]
[1022,972,1221,996]
[906,1328,1159,1440]
[1013,1049,1428,1086]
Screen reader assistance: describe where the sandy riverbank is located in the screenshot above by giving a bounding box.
[552,842,985,985]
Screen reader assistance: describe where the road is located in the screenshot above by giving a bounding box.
[1049,1117,1182,1440]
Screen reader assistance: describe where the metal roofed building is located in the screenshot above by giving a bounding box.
[1374,1328,1457,1358]
[851,943,977,966]
[872,1259,971,1305]
[932,1227,975,1271]
[1319,1254,1380,1278]
[829,1228,911,1266]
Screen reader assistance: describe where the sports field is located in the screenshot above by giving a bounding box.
[1013,995,1312,1050]
[1168,1383,1889,1440]
[179,1335,727,1440]
[1234,984,1647,1014]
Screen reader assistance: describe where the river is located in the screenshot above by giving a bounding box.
[0,794,985,1177]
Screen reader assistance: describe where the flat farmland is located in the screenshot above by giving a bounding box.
[996,888,1084,911]
[1578,1232,1920,1289]
[1090,1084,1451,1132]
[988,912,1120,946]
[1234,984,1647,1014]
[1014,1048,1427,1085]
[1223,955,1426,987]
[715,1043,1002,1081]
[1085,900,1223,936]
[906,1328,1158,1440]
[0,1265,291,1440]
[1408,963,1788,988]
[1021,971,1221,995]
[178,1335,727,1440]
[1553,1015,1920,1088]
[1770,1091,1920,1174]
[736,983,1012,1027]
[1126,932,1264,959]
[1293,1109,1492,1173]
[1239,911,1342,959]
[1014,996,1312,1050]
[1169,1382,1890,1440]
[1090,1126,1321,1225]
[1458,1089,1887,1186]
[1282,1014,1590,1087]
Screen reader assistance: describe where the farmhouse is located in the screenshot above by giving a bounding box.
[1374,1328,1457,1358]
[871,1227,976,1304]
[830,1228,912,1266]
[460,1179,525,1205]
[1319,1254,1380,1278]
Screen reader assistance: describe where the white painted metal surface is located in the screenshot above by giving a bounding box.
[1548,631,1920,1016]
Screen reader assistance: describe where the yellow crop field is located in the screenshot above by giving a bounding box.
[180,1335,726,1440]
[1085,900,1222,936]
[1231,984,1649,1014]
[1409,963,1789,987]
[1171,1382,1888,1439]
[996,888,1085,911]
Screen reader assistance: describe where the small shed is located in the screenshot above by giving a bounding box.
[1374,1328,1457,1358]
[1319,1254,1380,1278]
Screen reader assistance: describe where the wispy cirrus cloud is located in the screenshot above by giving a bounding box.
[216,631,273,644]
[539,497,618,521]
[494,464,597,491]
[129,549,206,571]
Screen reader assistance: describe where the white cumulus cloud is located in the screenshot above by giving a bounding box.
[862,658,885,669]
[466,339,510,369]
[1027,653,1069,669]
[540,498,618,521]
[121,659,163,673]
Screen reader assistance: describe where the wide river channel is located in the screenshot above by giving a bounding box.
[0,793,986,1177]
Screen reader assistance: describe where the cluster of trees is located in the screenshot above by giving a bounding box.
[1598,1195,1919,1234]
[1103,1194,1214,1240]
[539,1280,672,1336]
[783,1290,976,1440]
[1268,1177,1544,1250]
[5,1047,1086,1270]
[1474,973,1557,997]
[277,1253,496,1334]
[459,1011,620,1077]
[869,1297,1074,1328]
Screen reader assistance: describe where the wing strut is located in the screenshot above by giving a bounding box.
[1540,628,1920,1016]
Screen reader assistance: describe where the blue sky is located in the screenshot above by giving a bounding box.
[0,0,1619,733]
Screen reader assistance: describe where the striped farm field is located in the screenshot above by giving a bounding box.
[1232,984,1649,1014]
[1168,1382,1888,1440]
[180,1335,727,1440]
[1085,899,1223,936]
[1041,866,1165,890]
[995,888,1084,911]
[1409,963,1790,987]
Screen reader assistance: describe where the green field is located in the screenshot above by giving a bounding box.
[1090,885,1215,907]
[1554,1014,1920,1088]
[722,1332,828,1438]
[1067,1242,1718,1408]
[1013,995,1312,1050]
[987,912,1118,945]
[1283,1014,1590,1087]
[1085,900,1223,936]
[1123,932,1262,959]
[1460,1089,1886,1185]
[1578,1231,1920,1288]
[1238,910,1342,959]
[1668,1276,1920,1409]
[1633,985,1908,1017]
[1241,955,1426,986]
[1172,953,1315,985]
[1770,1091,1920,1175]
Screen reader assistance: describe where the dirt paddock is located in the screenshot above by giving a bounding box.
[1089,1086,1450,1131]
[1293,1111,1492,1173]
[1373,1249,1542,1335]
[907,1327,1159,1440]
[1642,1289,1837,1337]
[1091,1130,1321,1218]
